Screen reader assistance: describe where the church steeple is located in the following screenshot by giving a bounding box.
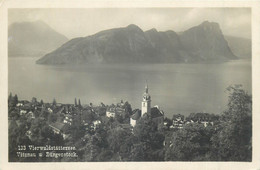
[145,82,148,93]
[142,82,151,116]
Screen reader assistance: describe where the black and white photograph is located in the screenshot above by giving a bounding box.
[1,1,260,169]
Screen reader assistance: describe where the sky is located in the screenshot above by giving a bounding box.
[8,8,251,39]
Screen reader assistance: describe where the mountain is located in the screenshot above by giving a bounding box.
[8,20,68,57]
[37,24,160,64]
[179,21,237,61]
[144,29,194,62]
[224,35,251,59]
[36,21,237,65]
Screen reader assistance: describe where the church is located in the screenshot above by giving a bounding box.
[130,84,164,127]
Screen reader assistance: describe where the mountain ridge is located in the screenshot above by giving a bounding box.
[36,21,241,65]
[179,21,237,61]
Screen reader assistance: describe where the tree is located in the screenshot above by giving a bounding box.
[9,119,32,161]
[115,113,124,124]
[67,114,85,143]
[165,123,214,161]
[8,92,13,99]
[78,99,81,107]
[132,115,165,161]
[48,113,57,123]
[9,109,19,119]
[9,94,18,107]
[225,84,251,119]
[32,97,37,104]
[97,106,106,116]
[123,101,132,115]
[76,123,109,162]
[30,118,51,145]
[40,109,49,120]
[211,85,252,161]
[130,143,146,161]
[82,110,95,124]
[100,102,105,107]
[107,126,133,160]
[75,98,78,106]
[40,99,44,106]
[79,134,101,161]
[52,98,57,106]
[13,94,18,105]
[8,92,13,105]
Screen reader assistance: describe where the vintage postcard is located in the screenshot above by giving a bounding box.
[0,0,260,170]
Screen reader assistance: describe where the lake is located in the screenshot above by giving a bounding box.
[8,57,251,117]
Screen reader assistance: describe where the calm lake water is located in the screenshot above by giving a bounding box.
[8,57,251,117]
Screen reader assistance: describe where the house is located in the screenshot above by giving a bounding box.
[200,121,214,127]
[19,100,30,106]
[169,125,174,129]
[16,103,24,107]
[63,114,73,125]
[130,109,141,127]
[106,107,116,118]
[28,111,35,119]
[106,105,126,118]
[201,121,209,127]
[150,106,164,126]
[47,108,53,113]
[172,115,185,129]
[92,120,101,130]
[19,110,27,115]
[49,122,69,139]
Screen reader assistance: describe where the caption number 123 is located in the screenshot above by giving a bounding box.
[18,145,26,150]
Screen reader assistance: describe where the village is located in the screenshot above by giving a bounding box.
[8,85,219,142]
[8,84,250,162]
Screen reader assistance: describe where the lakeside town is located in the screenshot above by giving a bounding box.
[9,93,219,140]
[8,85,252,162]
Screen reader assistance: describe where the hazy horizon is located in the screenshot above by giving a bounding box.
[8,8,251,39]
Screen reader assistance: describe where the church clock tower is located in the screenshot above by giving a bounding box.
[141,83,151,116]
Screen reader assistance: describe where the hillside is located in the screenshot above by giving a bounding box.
[179,21,237,61]
[8,20,68,57]
[36,21,238,65]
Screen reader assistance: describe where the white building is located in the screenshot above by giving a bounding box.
[130,84,152,127]
[106,107,116,118]
[141,84,151,116]
[93,120,101,130]
[63,115,72,125]
[130,110,141,127]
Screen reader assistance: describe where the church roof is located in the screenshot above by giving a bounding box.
[49,122,66,131]
[151,107,164,118]
[131,109,141,120]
